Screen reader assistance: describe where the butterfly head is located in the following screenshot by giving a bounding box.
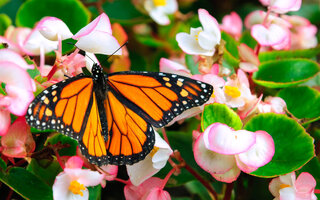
[91,63,107,90]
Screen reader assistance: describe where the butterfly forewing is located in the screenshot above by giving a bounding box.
[107,71,213,128]
[26,74,109,165]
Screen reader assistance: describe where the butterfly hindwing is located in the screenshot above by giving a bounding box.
[107,71,213,128]
[104,90,155,165]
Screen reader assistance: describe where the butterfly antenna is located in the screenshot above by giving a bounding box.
[106,41,128,60]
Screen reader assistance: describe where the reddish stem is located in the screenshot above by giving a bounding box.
[223,183,234,200]
[161,168,176,189]
[54,150,64,170]
[6,189,13,200]
[161,128,171,148]
[315,189,320,194]
[185,164,218,200]
[114,177,130,185]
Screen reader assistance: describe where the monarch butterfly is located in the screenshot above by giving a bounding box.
[26,63,213,166]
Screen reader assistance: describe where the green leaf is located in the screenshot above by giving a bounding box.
[88,185,102,200]
[16,0,90,33]
[185,54,199,75]
[222,32,239,59]
[102,0,149,25]
[135,35,165,48]
[0,157,6,170]
[244,113,315,177]
[0,13,11,35]
[258,46,320,63]
[278,86,320,125]
[26,159,62,187]
[202,103,243,131]
[222,32,240,69]
[239,30,257,49]
[0,167,53,200]
[185,180,212,200]
[0,0,10,8]
[46,133,78,157]
[253,59,320,88]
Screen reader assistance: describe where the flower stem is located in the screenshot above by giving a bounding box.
[223,183,234,200]
[161,168,176,189]
[184,164,218,200]
[54,150,64,170]
[114,178,130,185]
[161,128,171,148]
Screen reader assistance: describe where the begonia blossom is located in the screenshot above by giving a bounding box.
[53,156,104,200]
[269,172,317,200]
[124,177,171,200]
[73,13,122,55]
[176,9,221,56]
[258,96,286,114]
[260,0,301,14]
[220,12,243,39]
[144,0,178,25]
[193,123,274,182]
[0,117,35,158]
[127,131,172,186]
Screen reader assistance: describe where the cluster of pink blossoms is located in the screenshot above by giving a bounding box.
[0,0,318,199]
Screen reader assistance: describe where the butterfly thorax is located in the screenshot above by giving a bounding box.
[91,63,107,99]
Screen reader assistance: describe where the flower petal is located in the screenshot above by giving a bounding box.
[295,172,316,199]
[145,188,171,200]
[37,17,73,41]
[279,187,296,200]
[198,30,217,51]
[75,30,121,55]
[73,13,112,39]
[198,9,220,37]
[159,58,191,77]
[149,8,170,25]
[100,165,118,181]
[65,156,84,169]
[193,133,236,174]
[23,29,58,55]
[251,24,288,46]
[203,123,256,155]
[237,131,275,168]
[211,164,241,183]
[176,32,214,56]
[0,110,10,136]
[64,168,104,187]
[5,85,34,116]
[0,49,33,69]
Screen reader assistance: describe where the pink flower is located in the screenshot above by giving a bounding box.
[159,58,191,77]
[124,177,171,200]
[53,156,104,200]
[221,69,258,111]
[269,172,317,200]
[260,0,301,14]
[220,12,243,39]
[0,50,35,135]
[0,26,31,54]
[251,23,288,47]
[258,96,286,114]
[73,13,122,55]
[193,123,274,183]
[0,117,35,158]
[176,9,221,56]
[144,0,178,25]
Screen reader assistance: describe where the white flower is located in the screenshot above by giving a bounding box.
[176,9,221,56]
[52,156,104,200]
[127,131,172,186]
[37,17,73,41]
[144,0,178,25]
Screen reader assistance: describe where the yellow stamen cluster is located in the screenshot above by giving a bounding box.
[150,146,160,157]
[225,86,241,98]
[194,30,202,41]
[279,183,291,189]
[69,180,86,196]
[153,0,166,7]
